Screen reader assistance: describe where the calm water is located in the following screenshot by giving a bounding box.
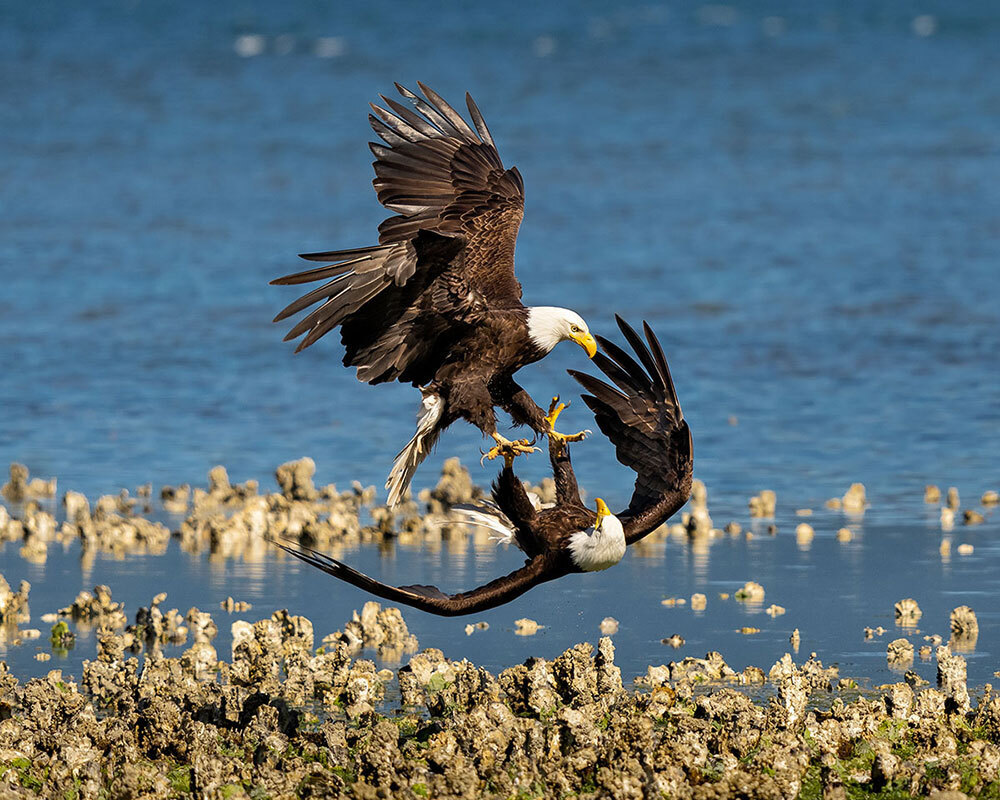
[1,1,998,686]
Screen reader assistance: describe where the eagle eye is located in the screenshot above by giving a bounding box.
[570,325,580,333]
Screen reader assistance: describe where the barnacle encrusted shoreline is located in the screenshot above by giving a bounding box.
[2,598,999,799]
[2,460,999,798]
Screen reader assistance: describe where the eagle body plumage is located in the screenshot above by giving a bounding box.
[271,83,596,505]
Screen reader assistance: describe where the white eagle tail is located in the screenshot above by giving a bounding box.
[386,391,443,507]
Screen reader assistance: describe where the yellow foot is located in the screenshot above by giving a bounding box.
[480,434,539,468]
[545,396,591,453]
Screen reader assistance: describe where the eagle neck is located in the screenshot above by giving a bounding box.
[526,306,572,355]
[568,515,627,572]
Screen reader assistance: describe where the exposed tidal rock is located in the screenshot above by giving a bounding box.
[515,618,542,636]
[748,489,776,517]
[0,573,31,624]
[946,487,961,509]
[795,522,814,545]
[420,457,484,512]
[1,462,56,502]
[184,607,218,643]
[275,456,319,501]
[57,585,127,630]
[887,638,915,668]
[160,482,191,513]
[637,651,738,692]
[950,605,979,650]
[894,597,922,627]
[936,645,970,713]
[735,581,765,604]
[323,600,418,659]
[841,482,867,513]
[125,592,187,650]
[62,491,91,525]
[220,596,252,612]
[768,653,838,691]
[682,504,712,536]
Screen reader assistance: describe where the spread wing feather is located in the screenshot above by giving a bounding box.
[370,83,525,306]
[271,83,525,376]
[271,539,562,617]
[568,316,693,545]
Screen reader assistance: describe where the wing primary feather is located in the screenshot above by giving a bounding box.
[394,83,462,139]
[613,315,662,394]
[587,353,642,396]
[369,114,409,147]
[568,369,629,406]
[380,95,441,137]
[642,320,681,413]
[271,256,369,284]
[415,82,479,140]
[369,103,425,143]
[273,274,350,322]
[268,538,450,609]
[465,93,495,147]
[297,245,390,262]
[593,337,653,394]
[270,264,351,287]
[268,537,560,617]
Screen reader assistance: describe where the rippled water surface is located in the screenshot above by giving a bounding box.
[2,1,998,686]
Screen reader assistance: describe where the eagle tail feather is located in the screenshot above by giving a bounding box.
[449,503,517,545]
[386,391,444,507]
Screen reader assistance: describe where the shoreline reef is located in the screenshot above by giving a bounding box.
[2,460,999,798]
[1,600,999,799]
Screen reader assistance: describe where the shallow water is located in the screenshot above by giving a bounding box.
[1,1,998,685]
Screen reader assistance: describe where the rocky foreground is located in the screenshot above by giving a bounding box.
[1,596,998,800]
[2,461,999,798]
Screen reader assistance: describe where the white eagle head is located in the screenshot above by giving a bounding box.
[569,498,627,572]
[527,307,597,358]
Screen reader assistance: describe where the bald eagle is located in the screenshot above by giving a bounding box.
[271,83,596,506]
[273,318,693,616]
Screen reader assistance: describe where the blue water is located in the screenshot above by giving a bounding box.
[1,1,998,685]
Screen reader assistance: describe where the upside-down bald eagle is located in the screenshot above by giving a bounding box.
[271,83,597,506]
[273,318,694,616]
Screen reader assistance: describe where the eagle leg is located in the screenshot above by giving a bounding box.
[544,396,592,455]
[480,433,539,468]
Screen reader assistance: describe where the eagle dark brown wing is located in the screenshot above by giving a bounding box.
[270,83,525,379]
[568,316,693,545]
[271,539,564,617]
[369,82,525,306]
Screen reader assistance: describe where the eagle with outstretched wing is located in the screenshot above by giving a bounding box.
[271,83,597,506]
[273,318,693,616]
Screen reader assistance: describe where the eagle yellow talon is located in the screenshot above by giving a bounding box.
[545,395,590,453]
[480,434,539,468]
[544,395,568,429]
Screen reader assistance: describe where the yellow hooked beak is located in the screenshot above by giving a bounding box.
[571,330,598,358]
[595,497,611,527]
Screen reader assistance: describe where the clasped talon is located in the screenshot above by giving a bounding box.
[481,434,539,468]
[544,394,590,453]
